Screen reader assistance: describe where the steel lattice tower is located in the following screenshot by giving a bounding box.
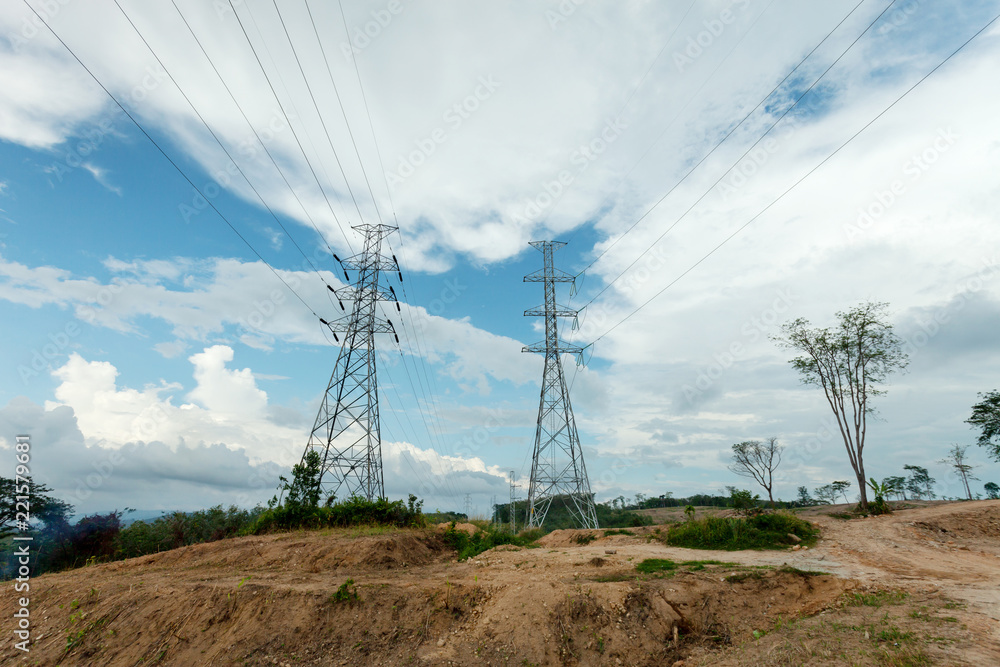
[523,241,599,529]
[302,223,400,502]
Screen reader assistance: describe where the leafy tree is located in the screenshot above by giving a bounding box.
[831,480,852,504]
[774,301,908,510]
[938,445,979,501]
[882,475,907,500]
[796,486,813,505]
[728,437,783,507]
[727,488,761,516]
[984,482,999,500]
[279,450,322,509]
[0,477,74,539]
[966,390,1000,462]
[903,464,936,500]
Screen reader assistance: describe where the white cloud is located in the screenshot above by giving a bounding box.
[80,162,122,195]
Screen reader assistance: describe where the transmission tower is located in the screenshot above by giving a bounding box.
[301,223,400,502]
[508,470,517,533]
[523,241,599,529]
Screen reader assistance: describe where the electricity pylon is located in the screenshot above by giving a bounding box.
[523,241,599,529]
[302,223,400,502]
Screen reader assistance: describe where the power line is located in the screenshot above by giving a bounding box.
[171,0,337,277]
[573,0,868,281]
[577,0,900,312]
[590,8,1000,345]
[115,0,331,288]
[227,0,354,254]
[306,0,383,225]
[558,0,778,244]
[271,0,368,228]
[23,0,320,319]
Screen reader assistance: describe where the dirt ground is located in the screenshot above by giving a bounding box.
[2,500,998,666]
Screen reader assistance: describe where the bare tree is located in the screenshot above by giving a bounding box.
[938,444,979,500]
[728,437,783,507]
[773,301,908,510]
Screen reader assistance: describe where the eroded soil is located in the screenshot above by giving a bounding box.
[1,500,998,666]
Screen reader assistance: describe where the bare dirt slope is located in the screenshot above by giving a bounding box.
[2,501,998,666]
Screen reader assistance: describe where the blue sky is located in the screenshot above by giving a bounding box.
[2,0,1000,517]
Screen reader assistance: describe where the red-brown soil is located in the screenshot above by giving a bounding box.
[2,501,998,666]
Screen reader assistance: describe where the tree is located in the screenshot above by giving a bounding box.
[0,477,74,539]
[814,484,838,505]
[903,464,936,500]
[774,301,908,510]
[277,450,322,509]
[938,445,979,501]
[728,437,783,507]
[831,480,852,504]
[984,482,999,500]
[882,475,907,500]
[966,391,1000,462]
[796,486,813,505]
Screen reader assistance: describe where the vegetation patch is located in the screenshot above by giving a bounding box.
[572,532,598,545]
[602,529,634,537]
[441,524,543,561]
[847,590,910,607]
[661,511,818,550]
[635,558,677,574]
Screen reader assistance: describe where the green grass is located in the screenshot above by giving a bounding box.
[602,529,634,537]
[572,533,598,545]
[635,558,677,574]
[441,524,544,560]
[661,511,818,550]
[725,570,765,583]
[329,579,359,603]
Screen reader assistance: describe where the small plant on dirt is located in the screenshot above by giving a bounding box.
[684,505,696,521]
[725,570,764,583]
[573,533,597,545]
[602,529,633,537]
[330,578,360,603]
[863,478,893,516]
[635,558,677,574]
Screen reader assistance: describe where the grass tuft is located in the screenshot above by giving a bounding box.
[635,558,677,574]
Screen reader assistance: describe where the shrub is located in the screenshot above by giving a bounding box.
[662,511,817,550]
[250,495,426,534]
[441,524,543,560]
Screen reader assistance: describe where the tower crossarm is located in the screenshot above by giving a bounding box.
[523,268,575,283]
[521,341,585,354]
[524,303,578,318]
